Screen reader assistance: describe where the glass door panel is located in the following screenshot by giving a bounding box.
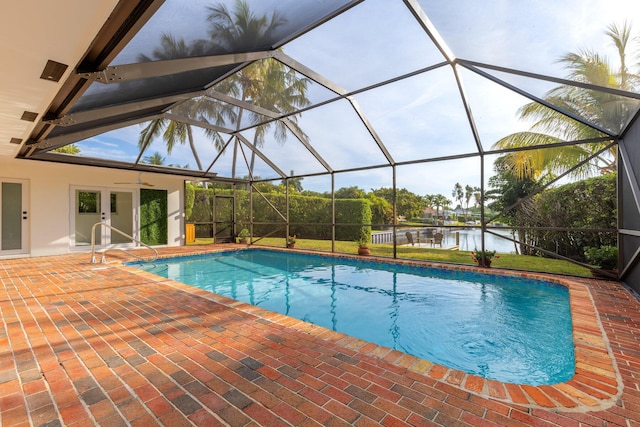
[75,190,102,246]
[109,191,133,244]
[1,181,27,252]
[73,188,136,248]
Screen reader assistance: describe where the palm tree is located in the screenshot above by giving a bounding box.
[493,21,639,179]
[472,188,482,209]
[137,1,311,178]
[433,194,450,218]
[137,34,231,170]
[452,183,463,210]
[206,0,311,176]
[464,184,475,216]
[136,0,310,179]
[281,170,303,192]
[423,194,436,216]
[143,151,165,165]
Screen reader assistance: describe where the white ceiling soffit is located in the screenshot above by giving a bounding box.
[0,0,120,157]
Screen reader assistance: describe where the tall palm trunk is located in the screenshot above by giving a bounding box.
[249,135,258,175]
[186,125,203,171]
[234,103,246,178]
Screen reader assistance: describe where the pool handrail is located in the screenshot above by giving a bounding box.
[90,222,158,264]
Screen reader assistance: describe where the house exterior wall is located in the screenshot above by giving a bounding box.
[0,157,185,258]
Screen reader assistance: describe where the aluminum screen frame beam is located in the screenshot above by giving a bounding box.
[79,51,276,83]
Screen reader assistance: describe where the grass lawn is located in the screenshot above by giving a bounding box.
[191,237,593,277]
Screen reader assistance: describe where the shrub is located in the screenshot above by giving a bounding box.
[584,246,618,270]
[528,173,617,261]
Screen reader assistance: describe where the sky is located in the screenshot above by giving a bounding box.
[76,0,640,202]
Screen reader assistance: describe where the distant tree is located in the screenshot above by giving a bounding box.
[486,157,544,254]
[280,170,303,192]
[334,186,366,199]
[143,151,165,165]
[473,188,482,208]
[140,151,189,168]
[367,193,393,226]
[432,194,450,217]
[247,176,281,193]
[299,189,323,197]
[464,184,475,215]
[452,183,463,211]
[169,162,191,168]
[52,144,81,155]
[371,187,423,220]
[423,194,437,215]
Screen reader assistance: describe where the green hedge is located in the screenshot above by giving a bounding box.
[186,184,212,222]
[185,183,195,219]
[140,189,167,245]
[187,187,372,241]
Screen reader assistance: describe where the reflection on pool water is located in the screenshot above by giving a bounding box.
[134,249,575,386]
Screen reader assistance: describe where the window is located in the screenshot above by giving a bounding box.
[78,191,99,214]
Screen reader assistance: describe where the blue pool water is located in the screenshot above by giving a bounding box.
[133,249,575,385]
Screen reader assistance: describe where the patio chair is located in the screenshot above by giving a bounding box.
[405,231,415,246]
[434,232,444,247]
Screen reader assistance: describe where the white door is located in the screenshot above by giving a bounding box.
[72,187,136,248]
[0,179,29,255]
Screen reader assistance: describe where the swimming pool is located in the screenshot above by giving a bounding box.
[134,249,575,385]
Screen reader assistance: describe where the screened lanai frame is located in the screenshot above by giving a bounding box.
[18,0,640,282]
[236,135,618,262]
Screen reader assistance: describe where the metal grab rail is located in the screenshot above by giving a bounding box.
[90,222,158,264]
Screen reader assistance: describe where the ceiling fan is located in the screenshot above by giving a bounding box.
[115,172,154,187]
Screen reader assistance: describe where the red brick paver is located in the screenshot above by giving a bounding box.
[1,245,638,426]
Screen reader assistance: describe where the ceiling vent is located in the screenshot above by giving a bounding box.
[9,138,22,144]
[21,111,38,122]
[40,60,68,82]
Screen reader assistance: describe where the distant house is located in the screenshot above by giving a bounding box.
[422,207,437,218]
[452,205,465,216]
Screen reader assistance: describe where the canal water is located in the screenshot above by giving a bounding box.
[451,228,518,253]
[374,228,519,254]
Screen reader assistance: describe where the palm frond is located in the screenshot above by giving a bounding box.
[492,21,640,179]
[138,119,167,149]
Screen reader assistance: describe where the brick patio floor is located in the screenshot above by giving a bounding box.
[2,245,640,426]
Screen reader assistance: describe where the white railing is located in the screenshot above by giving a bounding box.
[90,222,158,264]
[372,231,394,244]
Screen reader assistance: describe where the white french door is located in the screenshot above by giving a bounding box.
[72,187,137,248]
[0,178,29,255]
